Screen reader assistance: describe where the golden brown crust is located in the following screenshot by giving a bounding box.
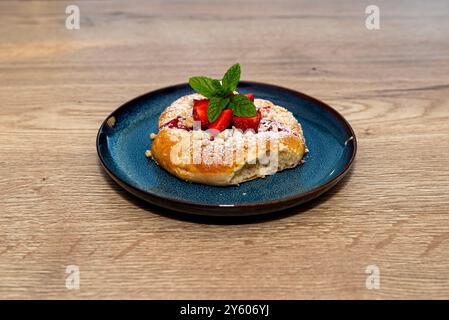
[151,129,236,185]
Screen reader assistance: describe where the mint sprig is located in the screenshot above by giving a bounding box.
[221,63,240,93]
[229,94,256,117]
[188,63,256,122]
[207,97,229,123]
[188,77,223,98]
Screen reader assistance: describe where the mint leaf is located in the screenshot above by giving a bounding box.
[227,101,236,111]
[220,97,230,110]
[207,97,229,123]
[229,94,256,117]
[222,63,241,94]
[189,64,252,121]
[189,76,223,98]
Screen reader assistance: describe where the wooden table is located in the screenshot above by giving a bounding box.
[1,0,448,299]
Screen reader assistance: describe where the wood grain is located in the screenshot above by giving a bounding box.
[1,0,449,299]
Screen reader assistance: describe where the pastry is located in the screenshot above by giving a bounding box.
[149,64,307,186]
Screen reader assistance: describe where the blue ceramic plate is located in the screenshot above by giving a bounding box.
[97,82,356,216]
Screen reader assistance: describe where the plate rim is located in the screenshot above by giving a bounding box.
[96,81,357,216]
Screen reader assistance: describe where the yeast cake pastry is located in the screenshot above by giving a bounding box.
[148,64,307,186]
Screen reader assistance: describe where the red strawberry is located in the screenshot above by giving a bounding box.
[208,109,233,132]
[193,99,209,129]
[232,110,262,132]
[244,93,255,102]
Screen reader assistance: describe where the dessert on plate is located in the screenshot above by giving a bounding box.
[148,64,307,186]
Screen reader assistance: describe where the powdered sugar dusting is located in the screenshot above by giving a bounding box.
[156,93,306,166]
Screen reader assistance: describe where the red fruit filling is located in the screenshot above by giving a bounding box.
[232,110,262,132]
[193,99,209,129]
[189,93,258,132]
[208,109,233,133]
[243,93,254,102]
[161,117,189,130]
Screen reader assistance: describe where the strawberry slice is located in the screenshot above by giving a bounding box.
[232,110,262,132]
[208,109,233,132]
[193,99,210,129]
[244,93,255,102]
